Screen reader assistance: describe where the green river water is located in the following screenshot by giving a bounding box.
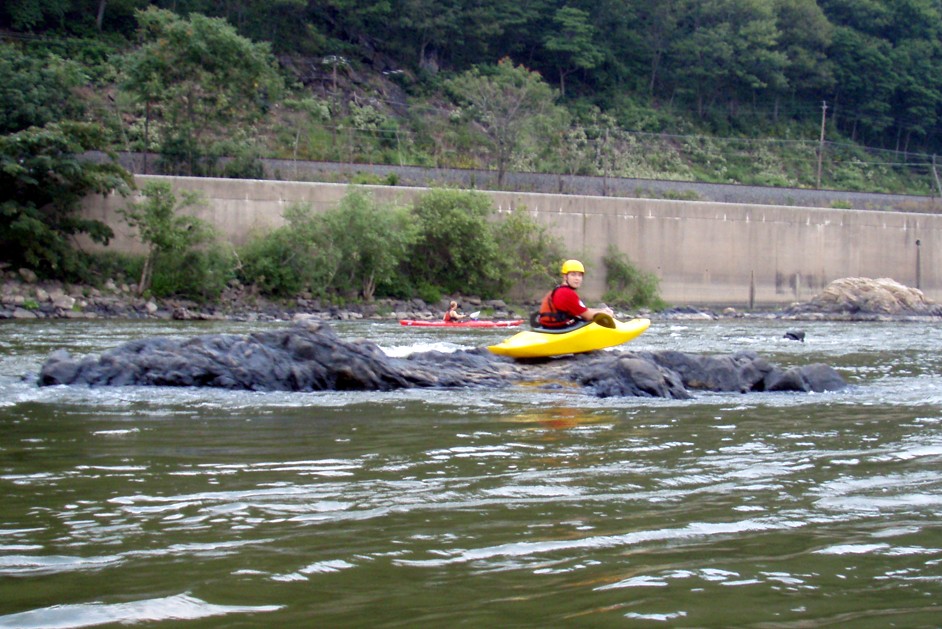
[1,318,941,627]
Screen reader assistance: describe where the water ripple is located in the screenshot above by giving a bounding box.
[0,593,281,628]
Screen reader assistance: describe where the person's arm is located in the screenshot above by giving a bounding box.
[555,287,613,321]
[579,305,613,320]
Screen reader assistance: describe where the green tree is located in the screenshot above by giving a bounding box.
[0,121,133,277]
[397,0,463,70]
[0,43,86,134]
[884,0,942,151]
[772,0,834,100]
[119,180,218,295]
[827,25,895,143]
[238,204,326,297]
[1,0,70,31]
[238,190,415,300]
[407,188,504,297]
[631,0,687,95]
[214,0,313,54]
[492,207,565,301]
[447,58,558,186]
[320,188,416,300]
[670,0,787,118]
[123,7,283,175]
[602,245,665,310]
[543,6,604,97]
[891,38,942,151]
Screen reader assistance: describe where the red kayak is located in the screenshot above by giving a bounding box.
[399,319,524,328]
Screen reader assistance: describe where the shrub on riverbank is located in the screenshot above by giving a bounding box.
[602,246,667,311]
[119,181,234,300]
[235,187,567,304]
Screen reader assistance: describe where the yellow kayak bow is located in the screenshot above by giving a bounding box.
[487,315,650,359]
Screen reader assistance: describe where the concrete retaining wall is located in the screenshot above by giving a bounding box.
[81,175,942,307]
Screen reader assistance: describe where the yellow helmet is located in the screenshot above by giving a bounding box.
[561,259,585,275]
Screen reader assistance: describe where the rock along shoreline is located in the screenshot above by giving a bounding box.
[3,275,942,324]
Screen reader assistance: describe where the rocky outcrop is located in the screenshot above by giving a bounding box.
[37,320,846,399]
[786,277,942,318]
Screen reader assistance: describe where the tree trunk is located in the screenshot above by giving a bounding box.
[139,253,154,296]
[649,51,661,95]
[363,273,375,301]
[96,0,107,30]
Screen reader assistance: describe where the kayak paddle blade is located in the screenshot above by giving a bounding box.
[593,312,616,328]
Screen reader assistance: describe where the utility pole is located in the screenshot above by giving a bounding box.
[816,100,827,189]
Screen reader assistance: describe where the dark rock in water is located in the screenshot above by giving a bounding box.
[764,363,849,393]
[784,330,805,342]
[641,350,775,393]
[39,321,417,391]
[575,354,691,399]
[37,321,847,399]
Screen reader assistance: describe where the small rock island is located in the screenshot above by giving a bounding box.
[38,320,846,399]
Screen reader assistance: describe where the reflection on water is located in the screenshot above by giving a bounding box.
[1,319,942,627]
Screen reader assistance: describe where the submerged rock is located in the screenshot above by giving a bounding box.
[784,330,805,342]
[38,321,847,399]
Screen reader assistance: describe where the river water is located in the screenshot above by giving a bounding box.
[1,318,941,627]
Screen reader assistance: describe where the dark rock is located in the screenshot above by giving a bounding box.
[37,321,847,398]
[576,354,691,399]
[784,330,805,342]
[643,350,776,393]
[764,363,847,393]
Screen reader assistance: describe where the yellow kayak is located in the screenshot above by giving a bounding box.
[487,315,650,359]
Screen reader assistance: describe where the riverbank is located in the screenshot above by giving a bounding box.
[0,273,521,323]
[3,273,941,323]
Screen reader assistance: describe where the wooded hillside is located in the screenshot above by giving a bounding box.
[3,0,942,194]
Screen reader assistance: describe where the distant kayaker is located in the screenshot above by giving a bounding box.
[537,259,614,328]
[444,300,468,322]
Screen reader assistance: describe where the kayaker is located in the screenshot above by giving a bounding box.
[537,259,614,328]
[443,300,467,322]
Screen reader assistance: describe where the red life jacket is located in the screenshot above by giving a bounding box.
[537,286,578,328]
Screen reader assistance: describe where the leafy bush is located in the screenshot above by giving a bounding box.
[238,228,307,297]
[320,188,416,300]
[406,188,505,297]
[235,188,569,304]
[416,282,442,304]
[0,43,86,134]
[148,246,234,301]
[602,246,666,310]
[237,203,335,297]
[492,207,565,301]
[79,250,143,287]
[238,189,415,300]
[119,181,225,297]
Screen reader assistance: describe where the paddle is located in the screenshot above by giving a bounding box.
[592,312,616,329]
[469,311,480,320]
